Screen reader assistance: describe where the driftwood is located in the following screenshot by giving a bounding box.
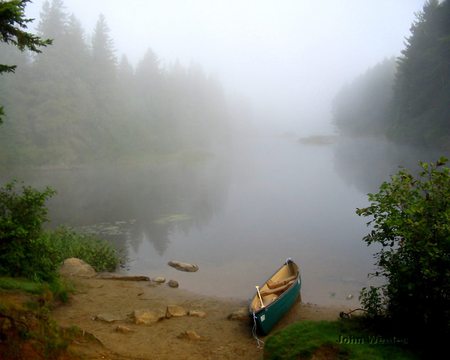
[96,273,150,281]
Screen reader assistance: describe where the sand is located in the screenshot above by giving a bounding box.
[51,276,348,359]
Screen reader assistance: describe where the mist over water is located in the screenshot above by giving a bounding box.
[2,0,444,308]
[4,136,398,306]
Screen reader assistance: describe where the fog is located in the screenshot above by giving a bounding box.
[25,0,425,134]
[3,0,444,305]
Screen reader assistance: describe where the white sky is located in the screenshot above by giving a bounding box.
[25,0,426,134]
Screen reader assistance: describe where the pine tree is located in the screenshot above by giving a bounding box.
[390,0,450,149]
[0,0,51,123]
[91,14,117,87]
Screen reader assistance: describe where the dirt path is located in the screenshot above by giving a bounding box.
[51,276,347,359]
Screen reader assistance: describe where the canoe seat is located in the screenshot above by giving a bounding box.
[260,280,295,296]
[267,275,297,289]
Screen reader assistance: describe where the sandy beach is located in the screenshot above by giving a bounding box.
[51,275,348,359]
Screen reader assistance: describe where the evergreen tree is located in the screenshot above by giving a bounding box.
[333,58,396,136]
[390,0,450,149]
[91,14,117,88]
[0,0,51,123]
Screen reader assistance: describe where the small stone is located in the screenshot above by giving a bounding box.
[133,309,165,325]
[168,280,179,288]
[227,308,249,321]
[179,330,201,340]
[94,313,126,323]
[115,325,134,334]
[153,276,166,283]
[346,293,354,300]
[188,310,206,318]
[166,305,187,318]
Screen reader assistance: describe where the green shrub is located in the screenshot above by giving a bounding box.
[0,181,55,280]
[357,157,450,341]
[46,227,123,272]
[0,181,122,282]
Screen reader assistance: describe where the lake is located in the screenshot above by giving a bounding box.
[3,136,391,306]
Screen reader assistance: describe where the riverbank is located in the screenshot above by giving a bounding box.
[50,275,347,359]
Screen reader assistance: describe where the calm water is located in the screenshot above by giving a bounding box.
[3,136,389,306]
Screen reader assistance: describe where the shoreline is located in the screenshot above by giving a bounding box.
[50,275,348,359]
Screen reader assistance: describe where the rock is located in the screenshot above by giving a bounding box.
[166,305,187,318]
[115,325,134,334]
[179,330,201,341]
[188,310,206,318]
[96,273,150,281]
[153,276,166,284]
[168,260,199,272]
[227,308,249,321]
[346,293,354,300]
[94,313,127,323]
[168,280,179,288]
[59,258,96,278]
[133,309,165,325]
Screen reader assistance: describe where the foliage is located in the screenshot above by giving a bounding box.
[333,0,450,151]
[0,276,43,294]
[0,0,232,167]
[0,299,80,359]
[0,276,72,303]
[263,320,417,360]
[0,0,51,123]
[356,157,450,340]
[332,58,396,137]
[0,181,122,281]
[0,181,56,280]
[45,227,123,272]
[390,0,450,149]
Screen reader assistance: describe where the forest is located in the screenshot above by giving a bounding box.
[0,0,234,167]
[333,0,450,152]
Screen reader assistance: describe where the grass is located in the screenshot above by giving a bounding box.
[46,226,124,272]
[264,320,418,360]
[0,277,44,294]
[0,276,74,304]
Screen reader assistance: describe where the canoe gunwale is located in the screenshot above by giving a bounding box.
[252,272,300,315]
[249,260,301,335]
[250,260,300,314]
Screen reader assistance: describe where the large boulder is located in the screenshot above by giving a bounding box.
[168,260,199,272]
[59,258,96,278]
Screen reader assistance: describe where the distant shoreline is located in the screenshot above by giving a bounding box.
[298,134,338,145]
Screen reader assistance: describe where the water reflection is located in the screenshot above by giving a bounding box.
[1,156,230,257]
[3,136,425,305]
[333,136,446,194]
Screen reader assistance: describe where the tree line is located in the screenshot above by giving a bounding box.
[333,0,450,152]
[0,0,232,167]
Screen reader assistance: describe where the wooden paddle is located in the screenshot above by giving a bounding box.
[256,286,265,308]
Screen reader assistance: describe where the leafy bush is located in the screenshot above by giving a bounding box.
[45,227,122,272]
[357,157,450,340]
[0,181,122,282]
[0,181,56,280]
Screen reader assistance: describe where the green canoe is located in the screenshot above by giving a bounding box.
[249,259,301,335]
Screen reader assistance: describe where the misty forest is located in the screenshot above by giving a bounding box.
[333,1,450,149]
[0,1,232,166]
[0,0,449,358]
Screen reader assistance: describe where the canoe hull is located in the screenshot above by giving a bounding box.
[249,260,301,335]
